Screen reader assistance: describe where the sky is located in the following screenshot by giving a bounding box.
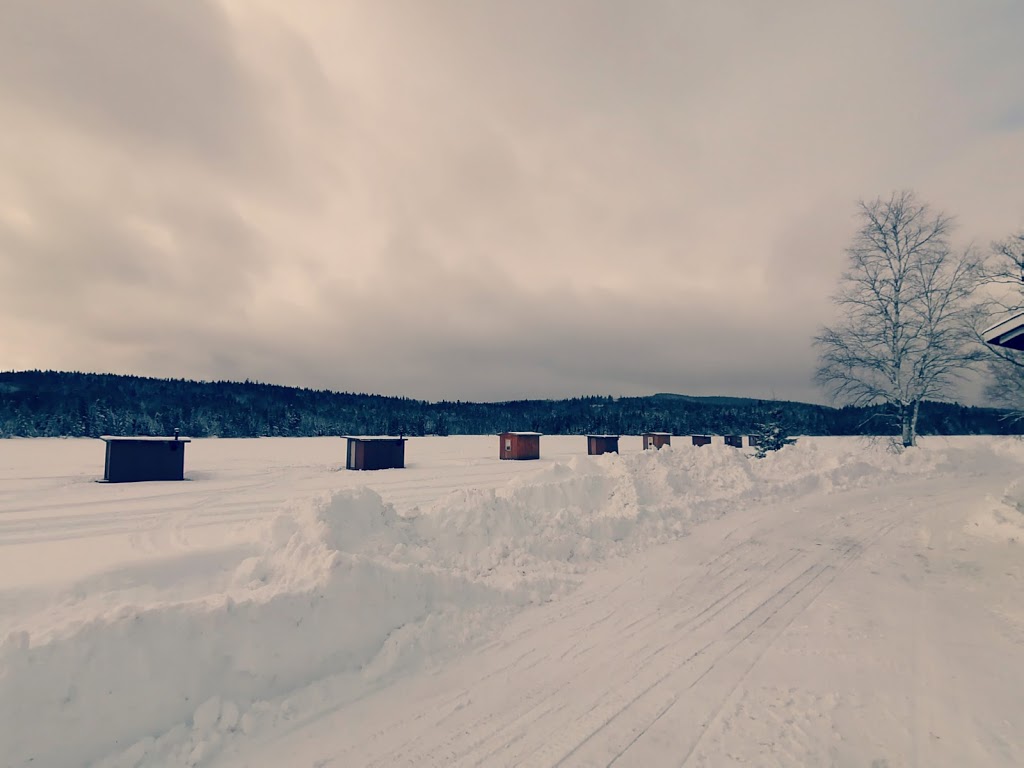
[1,0,1023,404]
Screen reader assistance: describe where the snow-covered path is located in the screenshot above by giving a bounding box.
[224,473,1023,767]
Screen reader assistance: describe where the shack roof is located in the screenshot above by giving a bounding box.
[643,432,672,436]
[983,311,1024,350]
[587,434,620,439]
[342,436,408,441]
[100,435,192,443]
[501,431,542,436]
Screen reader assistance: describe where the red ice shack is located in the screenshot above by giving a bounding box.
[643,432,671,450]
[500,432,541,460]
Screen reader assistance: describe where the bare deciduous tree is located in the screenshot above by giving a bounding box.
[815,191,984,447]
[984,229,1024,292]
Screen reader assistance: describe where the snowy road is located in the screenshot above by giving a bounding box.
[225,472,1023,767]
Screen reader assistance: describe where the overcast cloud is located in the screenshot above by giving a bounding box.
[1,0,1022,403]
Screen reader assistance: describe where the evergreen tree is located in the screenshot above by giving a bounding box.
[752,404,797,458]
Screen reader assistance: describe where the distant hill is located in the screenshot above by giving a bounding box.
[648,393,792,408]
[0,370,1019,439]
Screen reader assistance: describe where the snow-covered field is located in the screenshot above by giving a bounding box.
[2,435,1023,767]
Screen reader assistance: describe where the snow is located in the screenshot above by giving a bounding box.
[1,436,1022,767]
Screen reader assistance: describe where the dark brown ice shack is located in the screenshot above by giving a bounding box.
[500,432,541,460]
[344,436,407,470]
[643,432,671,450]
[723,435,743,448]
[587,435,619,455]
[100,434,190,482]
[691,435,712,447]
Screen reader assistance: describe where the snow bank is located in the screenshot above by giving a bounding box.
[0,438,997,767]
[1,489,532,768]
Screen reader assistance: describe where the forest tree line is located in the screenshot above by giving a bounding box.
[1,370,1018,440]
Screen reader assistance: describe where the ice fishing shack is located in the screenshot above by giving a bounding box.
[500,432,541,460]
[642,432,672,450]
[587,435,620,455]
[99,432,190,482]
[344,436,407,470]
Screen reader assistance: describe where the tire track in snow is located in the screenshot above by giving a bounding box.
[363,534,815,767]
[356,538,781,767]
[673,520,899,766]
[598,519,899,768]
[492,515,894,767]
[538,563,831,767]
[403,549,802,767]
